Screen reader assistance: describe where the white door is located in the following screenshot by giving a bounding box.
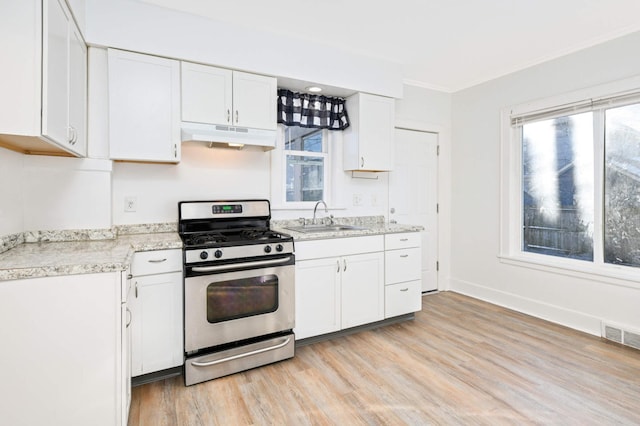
[389,129,438,292]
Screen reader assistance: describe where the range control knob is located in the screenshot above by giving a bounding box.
[200,251,209,260]
[214,249,223,259]
[264,245,272,254]
[275,244,284,252]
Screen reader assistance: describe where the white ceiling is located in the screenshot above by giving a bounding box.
[139,0,640,92]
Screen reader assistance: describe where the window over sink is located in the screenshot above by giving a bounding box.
[284,126,328,203]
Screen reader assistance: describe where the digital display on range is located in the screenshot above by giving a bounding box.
[212,204,243,214]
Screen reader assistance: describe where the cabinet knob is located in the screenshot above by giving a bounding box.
[336,260,340,273]
[235,110,239,124]
[361,156,364,168]
[227,109,231,123]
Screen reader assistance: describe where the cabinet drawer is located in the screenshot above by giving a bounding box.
[385,247,421,284]
[385,232,421,250]
[385,280,422,318]
[131,249,182,276]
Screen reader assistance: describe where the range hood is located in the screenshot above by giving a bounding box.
[181,122,276,151]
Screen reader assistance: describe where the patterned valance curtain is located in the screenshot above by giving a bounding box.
[277,89,350,130]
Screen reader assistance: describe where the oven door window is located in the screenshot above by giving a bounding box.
[206,274,279,323]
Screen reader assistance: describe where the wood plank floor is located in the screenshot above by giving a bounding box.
[128,292,640,425]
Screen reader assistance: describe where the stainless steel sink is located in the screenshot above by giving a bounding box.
[283,224,368,233]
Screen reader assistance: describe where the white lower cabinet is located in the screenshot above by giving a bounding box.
[129,249,183,376]
[385,280,422,318]
[294,236,384,340]
[341,252,385,329]
[0,272,128,426]
[295,257,341,339]
[384,233,423,318]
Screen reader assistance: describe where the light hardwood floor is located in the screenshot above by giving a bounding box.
[128,292,640,425]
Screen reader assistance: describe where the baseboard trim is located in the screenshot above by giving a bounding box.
[449,277,602,336]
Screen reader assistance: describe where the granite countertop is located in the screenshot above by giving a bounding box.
[271,215,423,241]
[0,226,182,282]
[0,217,422,281]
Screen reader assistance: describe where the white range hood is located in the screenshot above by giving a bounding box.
[181,122,276,150]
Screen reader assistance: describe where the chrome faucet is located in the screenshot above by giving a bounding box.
[312,200,328,225]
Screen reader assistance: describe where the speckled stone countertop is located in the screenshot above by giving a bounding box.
[0,217,421,281]
[271,215,423,241]
[0,223,182,282]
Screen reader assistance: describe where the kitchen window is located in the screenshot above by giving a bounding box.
[283,126,329,203]
[500,76,640,283]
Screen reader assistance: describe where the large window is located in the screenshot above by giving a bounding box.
[604,103,640,267]
[283,126,328,203]
[521,112,594,261]
[503,80,640,278]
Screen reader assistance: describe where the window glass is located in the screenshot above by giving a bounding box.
[521,112,594,261]
[604,103,640,267]
[283,127,327,203]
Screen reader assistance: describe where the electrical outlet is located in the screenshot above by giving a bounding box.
[353,194,363,206]
[124,196,137,212]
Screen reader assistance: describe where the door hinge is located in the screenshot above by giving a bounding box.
[437,145,440,156]
[436,261,439,271]
[436,203,439,213]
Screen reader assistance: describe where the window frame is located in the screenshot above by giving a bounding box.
[499,75,640,289]
[271,124,332,210]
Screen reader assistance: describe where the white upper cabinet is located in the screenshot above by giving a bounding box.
[181,62,277,130]
[0,0,87,157]
[343,93,395,171]
[108,49,181,163]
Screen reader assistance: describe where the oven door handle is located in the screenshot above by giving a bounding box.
[191,256,293,273]
[190,337,291,368]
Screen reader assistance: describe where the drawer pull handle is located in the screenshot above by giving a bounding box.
[400,238,409,241]
[400,288,409,292]
[148,258,167,263]
[400,254,409,258]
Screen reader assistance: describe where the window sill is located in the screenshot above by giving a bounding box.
[498,253,640,290]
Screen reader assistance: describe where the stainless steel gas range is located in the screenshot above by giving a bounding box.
[178,199,295,386]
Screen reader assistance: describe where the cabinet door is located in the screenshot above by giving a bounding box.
[343,93,394,171]
[131,271,183,376]
[358,94,394,171]
[295,257,341,339]
[67,23,87,156]
[108,49,180,162]
[42,0,70,146]
[341,252,385,329]
[0,273,121,426]
[181,62,233,125]
[232,71,277,130]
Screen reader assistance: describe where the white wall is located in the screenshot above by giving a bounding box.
[111,84,452,226]
[0,147,25,235]
[22,156,112,230]
[450,31,640,335]
[84,0,403,99]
